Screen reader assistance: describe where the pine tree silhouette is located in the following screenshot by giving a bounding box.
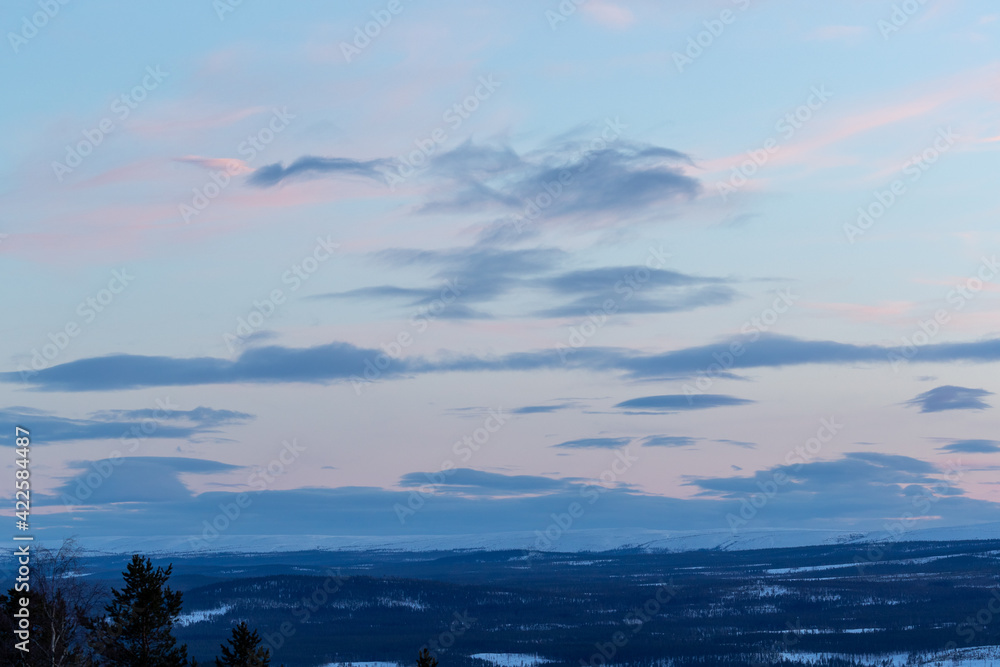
[215,621,271,667]
[416,648,439,667]
[87,554,189,666]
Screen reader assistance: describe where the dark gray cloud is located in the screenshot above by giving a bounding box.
[937,439,1000,454]
[248,156,389,187]
[552,437,632,449]
[615,395,754,411]
[0,406,252,445]
[905,385,993,413]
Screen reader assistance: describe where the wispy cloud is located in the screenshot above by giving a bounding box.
[937,439,1000,453]
[553,437,632,449]
[248,156,390,187]
[0,406,253,445]
[616,395,754,412]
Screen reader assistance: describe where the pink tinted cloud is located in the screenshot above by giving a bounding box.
[175,155,255,175]
[700,66,997,181]
[130,105,269,138]
[582,1,636,29]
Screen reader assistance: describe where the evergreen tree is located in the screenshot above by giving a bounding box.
[87,554,189,667]
[416,648,438,667]
[215,622,270,667]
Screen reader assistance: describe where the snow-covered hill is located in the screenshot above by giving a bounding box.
[38,522,1000,556]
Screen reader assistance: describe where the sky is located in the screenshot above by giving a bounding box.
[2,0,1000,547]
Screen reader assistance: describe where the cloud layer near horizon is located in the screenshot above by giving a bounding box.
[31,452,999,541]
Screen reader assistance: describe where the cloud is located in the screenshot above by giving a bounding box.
[0,406,253,445]
[533,266,739,318]
[640,435,698,448]
[30,454,1000,540]
[937,439,1000,454]
[12,334,1000,392]
[581,1,635,29]
[615,395,754,411]
[55,456,241,504]
[685,453,976,526]
[553,437,632,449]
[6,343,411,391]
[511,404,575,414]
[312,246,561,320]
[262,135,700,227]
[399,468,569,495]
[248,156,389,187]
[176,155,254,174]
[905,386,993,413]
[315,245,738,320]
[421,140,700,222]
[608,334,1000,379]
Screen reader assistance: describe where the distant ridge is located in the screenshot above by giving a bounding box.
[31,522,1000,556]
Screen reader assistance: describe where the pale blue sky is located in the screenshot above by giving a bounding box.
[2,0,999,541]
